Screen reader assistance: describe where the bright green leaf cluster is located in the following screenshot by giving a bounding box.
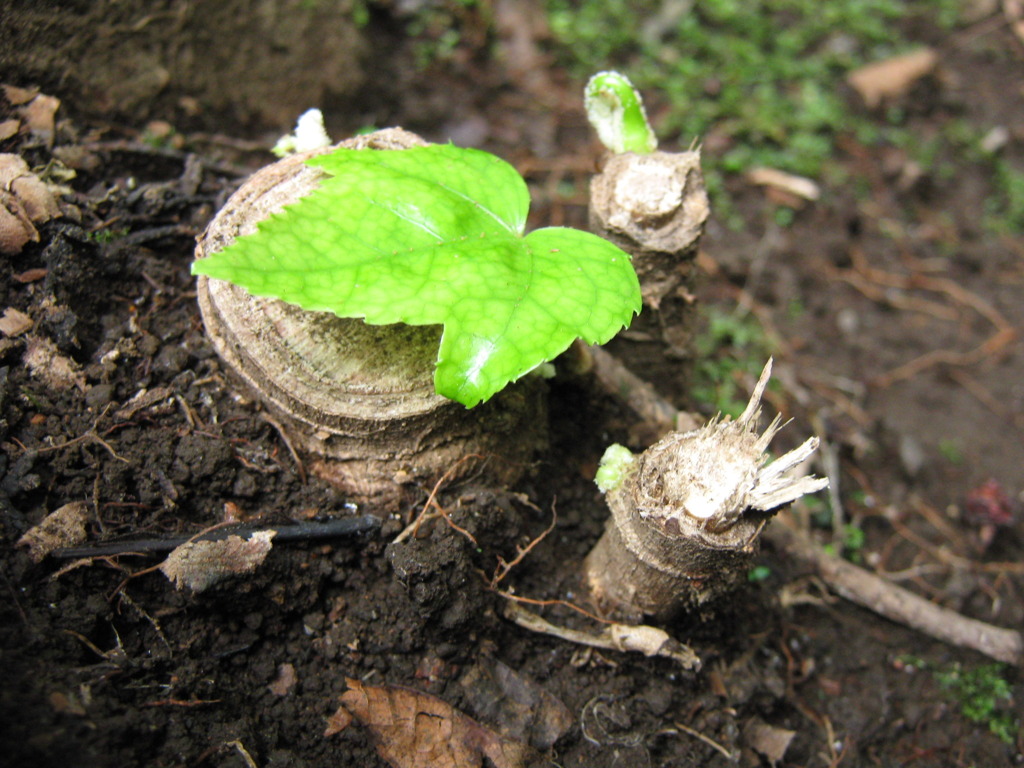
[192,143,641,407]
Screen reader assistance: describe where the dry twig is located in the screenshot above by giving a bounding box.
[766,520,1023,666]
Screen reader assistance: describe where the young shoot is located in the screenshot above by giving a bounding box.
[192,142,642,407]
[584,71,658,155]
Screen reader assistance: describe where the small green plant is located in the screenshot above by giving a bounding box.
[899,657,1018,744]
[192,143,641,407]
[747,564,772,582]
[935,663,1018,744]
[823,523,866,563]
[87,227,128,245]
[545,0,963,207]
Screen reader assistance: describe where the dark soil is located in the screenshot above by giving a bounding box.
[1,6,1022,768]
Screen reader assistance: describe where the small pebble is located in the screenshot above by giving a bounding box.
[153,344,190,381]
[85,383,114,410]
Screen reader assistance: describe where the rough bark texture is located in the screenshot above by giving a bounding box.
[195,128,547,507]
[1,0,366,127]
[585,444,769,621]
[588,150,709,355]
[584,361,827,620]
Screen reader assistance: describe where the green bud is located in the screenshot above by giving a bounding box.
[595,443,636,493]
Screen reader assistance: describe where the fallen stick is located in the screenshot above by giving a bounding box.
[766,521,1024,666]
[590,351,1024,666]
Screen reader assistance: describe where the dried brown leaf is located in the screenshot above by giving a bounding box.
[160,531,275,592]
[0,154,61,223]
[0,154,32,186]
[324,704,354,737]
[847,48,939,109]
[17,501,88,563]
[11,174,61,222]
[339,678,535,768]
[0,191,38,255]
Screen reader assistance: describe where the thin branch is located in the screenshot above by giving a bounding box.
[766,520,1024,666]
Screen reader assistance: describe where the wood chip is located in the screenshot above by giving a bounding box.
[23,335,87,392]
[746,167,821,201]
[0,119,19,141]
[847,48,939,109]
[13,268,47,283]
[0,307,33,337]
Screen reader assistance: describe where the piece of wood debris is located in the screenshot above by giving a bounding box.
[0,307,33,337]
[766,520,1024,666]
[114,386,173,420]
[847,48,939,109]
[23,335,87,392]
[746,167,821,202]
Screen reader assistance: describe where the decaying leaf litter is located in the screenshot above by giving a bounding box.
[2,7,1024,768]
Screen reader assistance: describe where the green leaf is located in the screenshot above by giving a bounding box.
[192,144,641,407]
